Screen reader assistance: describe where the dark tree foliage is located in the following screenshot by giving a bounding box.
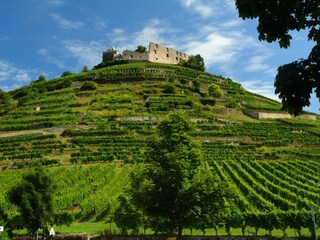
[236,0,320,115]
[182,54,205,72]
[0,89,14,114]
[135,45,147,53]
[236,0,320,48]
[93,60,129,70]
[61,71,74,77]
[80,81,97,91]
[118,112,233,238]
[113,195,145,234]
[7,168,54,236]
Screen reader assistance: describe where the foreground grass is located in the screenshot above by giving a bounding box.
[14,222,318,238]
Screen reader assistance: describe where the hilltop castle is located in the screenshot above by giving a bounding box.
[103,42,190,65]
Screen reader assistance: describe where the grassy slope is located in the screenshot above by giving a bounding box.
[0,62,319,236]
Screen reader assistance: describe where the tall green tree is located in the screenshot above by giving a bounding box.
[236,0,320,115]
[7,168,54,236]
[135,45,147,53]
[0,89,14,114]
[121,112,231,238]
[113,195,145,235]
[183,54,205,72]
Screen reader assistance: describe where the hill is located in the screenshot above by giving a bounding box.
[0,62,319,236]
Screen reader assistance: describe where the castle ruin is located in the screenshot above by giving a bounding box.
[103,42,190,65]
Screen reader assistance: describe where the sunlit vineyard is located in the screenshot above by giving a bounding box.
[0,62,319,236]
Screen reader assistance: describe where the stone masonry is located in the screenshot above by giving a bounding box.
[103,42,189,65]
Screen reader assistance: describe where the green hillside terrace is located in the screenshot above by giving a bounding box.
[0,62,319,237]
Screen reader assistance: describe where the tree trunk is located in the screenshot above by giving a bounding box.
[242,226,245,236]
[297,229,301,239]
[177,226,183,240]
[214,227,218,236]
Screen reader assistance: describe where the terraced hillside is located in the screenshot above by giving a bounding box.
[0,62,319,235]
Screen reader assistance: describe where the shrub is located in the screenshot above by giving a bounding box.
[163,84,177,94]
[208,83,224,98]
[226,99,238,108]
[200,98,216,106]
[80,81,97,91]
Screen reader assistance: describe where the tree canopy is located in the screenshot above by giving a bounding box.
[116,112,233,237]
[135,45,147,53]
[181,54,206,72]
[208,83,224,98]
[236,0,320,115]
[0,89,14,114]
[7,168,54,236]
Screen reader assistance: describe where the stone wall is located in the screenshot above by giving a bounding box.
[121,42,189,65]
[148,42,189,64]
[245,110,317,120]
[122,50,149,62]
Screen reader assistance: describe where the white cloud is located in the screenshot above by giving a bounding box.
[0,60,32,83]
[47,0,65,6]
[245,55,271,72]
[62,40,104,69]
[49,13,84,30]
[180,0,214,18]
[0,36,9,41]
[38,48,66,69]
[109,19,173,51]
[95,19,107,31]
[240,79,279,101]
[179,0,236,18]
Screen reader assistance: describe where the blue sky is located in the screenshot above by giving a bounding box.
[0,0,319,113]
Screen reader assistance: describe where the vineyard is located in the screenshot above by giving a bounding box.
[0,62,319,237]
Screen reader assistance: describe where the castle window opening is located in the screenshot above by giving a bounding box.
[183,53,186,57]
[176,57,178,61]
[155,44,158,48]
[156,57,158,60]
[154,50,157,54]
[166,47,169,51]
[180,52,182,56]
[176,51,178,55]
[166,54,169,58]
[130,55,133,59]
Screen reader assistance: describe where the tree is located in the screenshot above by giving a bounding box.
[7,168,54,236]
[208,83,224,98]
[0,89,14,114]
[0,206,11,239]
[113,195,145,235]
[82,66,89,72]
[61,71,74,77]
[37,75,46,82]
[80,81,97,91]
[135,45,147,53]
[183,54,205,72]
[236,0,320,115]
[121,112,232,238]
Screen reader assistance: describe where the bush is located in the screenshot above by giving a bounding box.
[208,83,224,98]
[226,99,238,108]
[200,98,216,106]
[163,84,177,94]
[80,81,97,91]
